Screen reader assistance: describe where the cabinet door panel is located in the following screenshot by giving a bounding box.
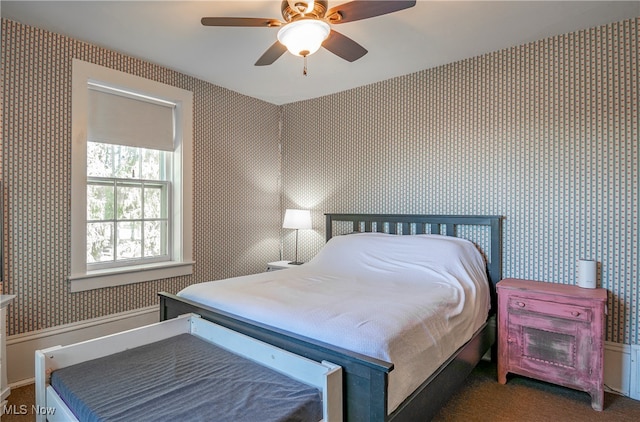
[507,312,593,387]
[521,326,576,367]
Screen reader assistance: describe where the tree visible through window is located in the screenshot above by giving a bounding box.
[86,142,170,268]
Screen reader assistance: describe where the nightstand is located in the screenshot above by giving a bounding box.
[1,295,16,416]
[497,278,607,411]
[266,261,299,271]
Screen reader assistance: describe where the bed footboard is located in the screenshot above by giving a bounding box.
[159,292,394,422]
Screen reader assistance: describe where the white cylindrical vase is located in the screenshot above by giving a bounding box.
[578,259,597,289]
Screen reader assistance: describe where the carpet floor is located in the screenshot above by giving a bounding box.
[4,361,639,421]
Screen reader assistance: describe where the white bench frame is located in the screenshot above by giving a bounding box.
[35,313,342,422]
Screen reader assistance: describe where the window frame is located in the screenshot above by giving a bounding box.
[70,59,193,292]
[86,174,171,269]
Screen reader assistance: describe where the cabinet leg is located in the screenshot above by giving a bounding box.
[591,389,604,411]
[497,365,507,384]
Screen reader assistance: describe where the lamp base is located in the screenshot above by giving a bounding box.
[288,261,304,265]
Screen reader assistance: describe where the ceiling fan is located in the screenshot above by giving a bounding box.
[201,1,417,69]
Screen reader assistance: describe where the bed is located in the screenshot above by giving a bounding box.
[159,213,502,421]
[35,313,343,422]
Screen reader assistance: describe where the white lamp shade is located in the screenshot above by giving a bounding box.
[283,209,312,229]
[277,19,330,57]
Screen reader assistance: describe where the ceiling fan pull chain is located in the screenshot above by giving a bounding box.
[303,55,308,76]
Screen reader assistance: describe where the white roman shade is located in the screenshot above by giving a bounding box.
[88,87,175,151]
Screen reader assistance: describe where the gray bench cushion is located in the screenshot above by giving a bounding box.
[51,333,322,422]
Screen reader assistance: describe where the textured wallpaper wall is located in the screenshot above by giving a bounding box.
[1,19,282,336]
[2,17,638,348]
[281,18,639,345]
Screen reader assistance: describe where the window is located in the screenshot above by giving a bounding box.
[70,59,193,292]
[86,143,170,268]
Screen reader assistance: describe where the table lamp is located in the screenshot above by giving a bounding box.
[282,209,312,265]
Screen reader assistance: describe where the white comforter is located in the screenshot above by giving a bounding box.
[178,233,490,413]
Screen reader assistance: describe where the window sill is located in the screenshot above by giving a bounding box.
[69,261,194,292]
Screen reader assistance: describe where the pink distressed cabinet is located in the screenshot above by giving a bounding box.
[497,278,607,411]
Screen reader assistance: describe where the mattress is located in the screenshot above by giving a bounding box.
[179,232,490,413]
[50,334,323,422]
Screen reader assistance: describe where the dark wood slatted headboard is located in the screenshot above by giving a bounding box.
[325,214,503,310]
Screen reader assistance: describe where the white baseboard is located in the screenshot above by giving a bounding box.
[630,345,640,400]
[6,306,158,386]
[603,341,632,397]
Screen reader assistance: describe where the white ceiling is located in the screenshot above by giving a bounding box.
[2,1,639,105]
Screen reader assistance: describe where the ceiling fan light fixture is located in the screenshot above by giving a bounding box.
[277,19,330,57]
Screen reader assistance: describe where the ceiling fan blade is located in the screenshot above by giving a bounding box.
[326,1,416,24]
[255,42,288,66]
[201,17,282,27]
[323,30,368,62]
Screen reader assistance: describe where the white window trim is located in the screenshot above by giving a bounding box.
[70,59,193,292]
